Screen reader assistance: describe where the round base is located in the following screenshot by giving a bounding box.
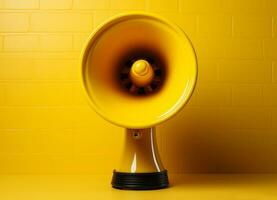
[111,170,169,190]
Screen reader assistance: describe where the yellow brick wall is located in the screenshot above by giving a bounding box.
[0,0,276,174]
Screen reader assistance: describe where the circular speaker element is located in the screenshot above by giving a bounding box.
[80,12,197,128]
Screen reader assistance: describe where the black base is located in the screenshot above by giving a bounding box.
[111,170,169,190]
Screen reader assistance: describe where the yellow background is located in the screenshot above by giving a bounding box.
[0,0,277,174]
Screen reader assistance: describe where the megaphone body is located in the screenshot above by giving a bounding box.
[80,12,197,190]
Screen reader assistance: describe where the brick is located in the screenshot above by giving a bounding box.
[39,108,76,129]
[41,35,72,51]
[264,0,277,14]
[71,106,105,129]
[0,84,5,105]
[272,109,277,128]
[224,39,263,59]
[40,129,74,155]
[0,35,3,50]
[34,59,77,80]
[40,0,72,9]
[218,61,271,83]
[195,84,232,106]
[274,62,277,83]
[73,0,110,9]
[263,85,277,106]
[158,13,197,37]
[0,13,29,32]
[0,0,39,9]
[273,16,277,37]
[0,59,35,80]
[0,107,74,129]
[193,38,225,58]
[232,85,263,106]
[177,14,197,37]
[4,35,39,51]
[0,108,33,129]
[168,107,221,129]
[161,128,271,173]
[180,129,277,173]
[197,60,218,82]
[219,108,271,129]
[93,11,123,28]
[30,13,93,32]
[73,34,89,51]
[0,154,76,173]
[264,39,277,59]
[6,83,73,106]
[233,16,272,38]
[73,127,121,155]
[0,52,80,60]
[72,83,89,106]
[71,155,118,173]
[0,130,41,155]
[226,0,263,13]
[161,131,195,172]
[148,0,178,11]
[198,15,232,37]
[111,0,145,9]
[179,0,226,13]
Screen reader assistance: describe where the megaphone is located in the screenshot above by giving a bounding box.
[80,12,197,190]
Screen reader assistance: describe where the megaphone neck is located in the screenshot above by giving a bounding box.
[112,127,169,189]
[116,127,164,173]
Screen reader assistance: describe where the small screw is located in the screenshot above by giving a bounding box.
[132,131,142,139]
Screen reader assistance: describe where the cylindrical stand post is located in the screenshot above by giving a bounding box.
[112,127,169,190]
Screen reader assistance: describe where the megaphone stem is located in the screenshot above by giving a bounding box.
[111,128,169,189]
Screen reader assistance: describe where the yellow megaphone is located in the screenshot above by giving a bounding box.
[80,12,197,190]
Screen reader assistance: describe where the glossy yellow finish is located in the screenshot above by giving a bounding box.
[80,12,197,128]
[132,60,150,75]
[117,128,164,172]
[130,59,154,87]
[0,174,277,200]
[80,13,196,178]
[0,0,277,175]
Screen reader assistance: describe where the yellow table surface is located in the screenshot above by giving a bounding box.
[0,174,276,200]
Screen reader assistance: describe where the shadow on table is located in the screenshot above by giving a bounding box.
[169,173,277,188]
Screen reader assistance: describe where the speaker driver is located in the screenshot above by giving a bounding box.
[118,48,167,96]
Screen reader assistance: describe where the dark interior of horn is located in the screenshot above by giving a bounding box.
[117,47,167,96]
